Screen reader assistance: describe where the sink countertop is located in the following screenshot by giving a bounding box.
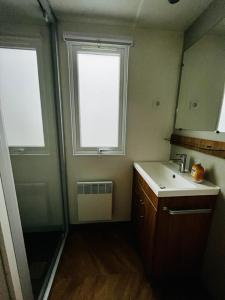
[134,161,220,197]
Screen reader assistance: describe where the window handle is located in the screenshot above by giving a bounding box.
[17,148,25,153]
[98,148,112,154]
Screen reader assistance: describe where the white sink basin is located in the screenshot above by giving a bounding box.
[134,161,220,197]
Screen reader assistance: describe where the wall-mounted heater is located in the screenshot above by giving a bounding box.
[77,181,113,222]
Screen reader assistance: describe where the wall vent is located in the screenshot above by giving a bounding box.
[77,181,113,195]
[77,181,113,222]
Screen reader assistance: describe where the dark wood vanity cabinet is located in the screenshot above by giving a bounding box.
[132,168,217,280]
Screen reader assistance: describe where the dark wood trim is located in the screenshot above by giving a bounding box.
[171,134,225,159]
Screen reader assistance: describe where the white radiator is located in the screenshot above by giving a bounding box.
[77,181,113,222]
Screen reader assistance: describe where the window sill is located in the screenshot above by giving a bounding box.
[73,150,126,156]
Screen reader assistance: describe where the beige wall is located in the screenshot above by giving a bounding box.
[58,21,183,223]
[171,132,225,299]
[181,9,225,296]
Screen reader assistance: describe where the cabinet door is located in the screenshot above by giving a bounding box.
[133,188,146,249]
[155,206,212,277]
[132,172,142,229]
[140,188,157,271]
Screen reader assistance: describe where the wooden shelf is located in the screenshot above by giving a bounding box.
[171,134,225,159]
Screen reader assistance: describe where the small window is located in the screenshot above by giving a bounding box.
[67,39,130,155]
[0,47,45,151]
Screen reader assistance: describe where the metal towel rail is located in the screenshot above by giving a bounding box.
[162,207,212,215]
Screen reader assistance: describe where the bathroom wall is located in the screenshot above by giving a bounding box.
[184,0,225,49]
[171,132,225,299]
[58,21,183,223]
[174,2,225,297]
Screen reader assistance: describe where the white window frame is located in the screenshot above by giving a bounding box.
[66,38,130,155]
[0,36,50,155]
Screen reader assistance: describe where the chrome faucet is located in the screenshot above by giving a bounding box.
[171,153,187,173]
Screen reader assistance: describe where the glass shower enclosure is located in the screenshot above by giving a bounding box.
[0,1,68,299]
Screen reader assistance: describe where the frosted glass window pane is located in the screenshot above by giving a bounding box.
[0,48,45,147]
[77,53,120,148]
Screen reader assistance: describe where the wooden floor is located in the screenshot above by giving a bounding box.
[49,224,211,300]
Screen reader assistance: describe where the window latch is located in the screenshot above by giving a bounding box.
[98,148,111,154]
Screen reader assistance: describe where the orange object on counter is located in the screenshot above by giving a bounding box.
[191,163,205,183]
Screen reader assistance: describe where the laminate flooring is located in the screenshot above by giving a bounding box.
[49,224,211,300]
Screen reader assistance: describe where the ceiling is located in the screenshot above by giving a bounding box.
[211,18,225,35]
[0,0,44,23]
[0,0,215,31]
[49,0,214,30]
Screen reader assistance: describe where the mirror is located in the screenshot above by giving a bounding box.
[175,18,225,132]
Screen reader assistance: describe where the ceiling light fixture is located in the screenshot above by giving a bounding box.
[168,0,180,4]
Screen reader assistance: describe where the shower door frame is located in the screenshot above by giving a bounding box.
[0,103,34,299]
[0,27,69,300]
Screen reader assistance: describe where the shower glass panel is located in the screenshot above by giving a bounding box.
[0,1,66,299]
[0,44,65,298]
